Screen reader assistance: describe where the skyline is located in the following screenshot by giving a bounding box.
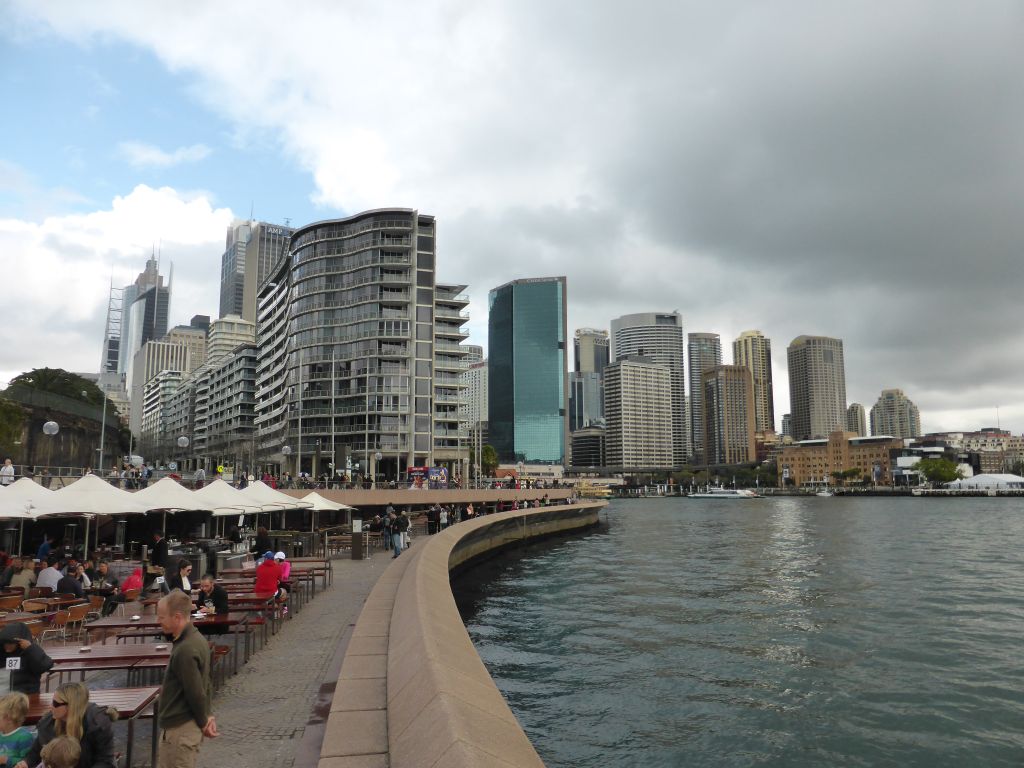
[2,3,1022,434]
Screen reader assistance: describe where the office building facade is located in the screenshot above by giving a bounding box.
[687,332,722,464]
[702,365,756,466]
[846,403,867,437]
[732,330,775,434]
[610,312,687,467]
[219,220,294,322]
[488,277,568,464]
[787,335,847,441]
[603,356,673,470]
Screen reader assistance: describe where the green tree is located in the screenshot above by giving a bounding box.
[913,457,964,484]
[6,368,101,402]
[480,444,499,477]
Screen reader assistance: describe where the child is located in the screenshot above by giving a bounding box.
[39,737,81,768]
[0,692,33,766]
[0,622,54,694]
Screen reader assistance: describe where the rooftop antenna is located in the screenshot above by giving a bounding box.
[250,201,254,221]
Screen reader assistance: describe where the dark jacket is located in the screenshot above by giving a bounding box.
[196,584,229,615]
[250,534,272,555]
[0,622,54,694]
[164,572,188,594]
[151,537,169,569]
[159,624,213,730]
[26,702,117,768]
[57,574,85,598]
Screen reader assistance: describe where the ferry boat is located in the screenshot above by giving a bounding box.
[576,483,613,499]
[689,486,762,499]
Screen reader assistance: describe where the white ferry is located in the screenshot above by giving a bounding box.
[689,486,762,499]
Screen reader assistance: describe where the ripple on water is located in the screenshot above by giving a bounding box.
[457,497,1024,768]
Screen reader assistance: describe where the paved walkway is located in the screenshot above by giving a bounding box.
[2,545,394,767]
[199,547,393,768]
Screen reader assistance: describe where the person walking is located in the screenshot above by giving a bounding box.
[156,590,217,768]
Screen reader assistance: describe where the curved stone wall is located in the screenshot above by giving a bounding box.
[320,502,605,768]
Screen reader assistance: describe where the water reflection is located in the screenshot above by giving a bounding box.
[457,497,1024,768]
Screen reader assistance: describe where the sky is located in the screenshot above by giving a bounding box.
[1,1,1022,434]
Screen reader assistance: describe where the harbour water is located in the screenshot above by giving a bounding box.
[454,497,1024,767]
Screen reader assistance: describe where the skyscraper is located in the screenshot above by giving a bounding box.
[610,312,686,467]
[787,335,847,440]
[569,328,609,435]
[869,389,921,438]
[732,330,775,434]
[687,332,722,464]
[488,277,568,464]
[702,365,756,465]
[574,328,609,375]
[219,220,294,322]
[117,256,170,376]
[846,403,867,436]
[603,356,673,470]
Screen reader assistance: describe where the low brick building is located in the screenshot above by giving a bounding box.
[778,430,903,488]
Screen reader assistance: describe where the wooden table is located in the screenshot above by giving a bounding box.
[46,643,172,688]
[24,596,85,611]
[87,612,253,672]
[29,686,160,768]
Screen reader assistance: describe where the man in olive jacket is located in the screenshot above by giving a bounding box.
[156,590,218,768]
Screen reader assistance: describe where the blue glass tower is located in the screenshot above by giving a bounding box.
[488,277,568,464]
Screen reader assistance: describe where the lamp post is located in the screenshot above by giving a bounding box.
[282,446,292,485]
[177,436,190,473]
[375,451,383,489]
[43,421,59,475]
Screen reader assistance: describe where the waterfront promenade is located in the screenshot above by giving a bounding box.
[319,501,605,768]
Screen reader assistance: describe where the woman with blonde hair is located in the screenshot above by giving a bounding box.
[16,682,117,768]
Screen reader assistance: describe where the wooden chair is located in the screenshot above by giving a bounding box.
[85,595,106,622]
[24,620,45,640]
[0,595,23,612]
[65,603,91,643]
[40,611,71,644]
[21,599,49,613]
[27,587,53,598]
[117,588,141,616]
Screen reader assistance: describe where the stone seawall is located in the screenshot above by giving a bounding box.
[319,502,605,768]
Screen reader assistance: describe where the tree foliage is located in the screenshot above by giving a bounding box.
[6,368,102,403]
[481,444,499,476]
[913,457,964,484]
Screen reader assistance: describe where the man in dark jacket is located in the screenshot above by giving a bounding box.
[0,622,54,693]
[156,590,218,767]
[196,575,229,616]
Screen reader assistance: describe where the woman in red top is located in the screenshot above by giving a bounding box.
[253,552,281,595]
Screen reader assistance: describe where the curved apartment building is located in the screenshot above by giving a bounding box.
[254,209,469,482]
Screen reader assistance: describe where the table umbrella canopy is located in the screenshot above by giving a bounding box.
[237,481,314,511]
[132,477,215,513]
[301,491,356,511]
[0,477,54,518]
[192,479,264,517]
[45,473,151,517]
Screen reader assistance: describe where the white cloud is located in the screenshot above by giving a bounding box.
[0,185,233,386]
[118,141,211,169]
[7,1,1024,433]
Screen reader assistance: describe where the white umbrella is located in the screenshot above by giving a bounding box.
[301,490,356,534]
[49,474,152,557]
[0,478,49,554]
[237,481,313,529]
[192,479,264,517]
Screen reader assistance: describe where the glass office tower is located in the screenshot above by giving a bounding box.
[488,277,568,464]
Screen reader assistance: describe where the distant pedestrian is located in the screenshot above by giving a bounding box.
[156,590,217,768]
[0,458,14,487]
[193,467,206,490]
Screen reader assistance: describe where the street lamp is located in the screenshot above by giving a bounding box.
[43,421,59,473]
[281,446,292,480]
[375,451,383,487]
